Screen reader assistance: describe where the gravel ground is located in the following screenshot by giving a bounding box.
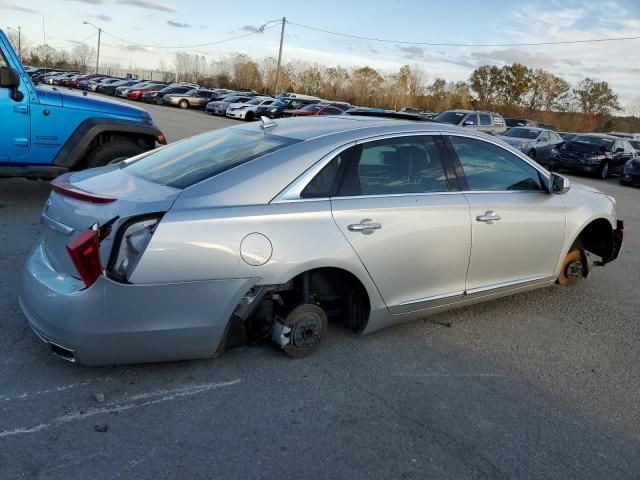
[1,100,639,479]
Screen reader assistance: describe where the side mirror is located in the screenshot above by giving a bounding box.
[463,119,475,126]
[549,172,570,194]
[614,147,624,153]
[0,67,23,101]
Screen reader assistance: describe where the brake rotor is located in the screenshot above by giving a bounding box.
[558,249,583,286]
[281,304,327,358]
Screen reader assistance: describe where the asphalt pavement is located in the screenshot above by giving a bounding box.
[1,100,639,479]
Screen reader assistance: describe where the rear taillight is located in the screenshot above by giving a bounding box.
[66,224,102,288]
[50,173,116,204]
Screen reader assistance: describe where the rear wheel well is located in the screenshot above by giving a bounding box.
[571,218,614,259]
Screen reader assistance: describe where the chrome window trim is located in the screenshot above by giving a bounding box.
[272,128,553,204]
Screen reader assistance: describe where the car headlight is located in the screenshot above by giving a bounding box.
[270,108,277,112]
[588,154,608,163]
[109,216,161,282]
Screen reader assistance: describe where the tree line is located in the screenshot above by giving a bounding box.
[8,28,638,133]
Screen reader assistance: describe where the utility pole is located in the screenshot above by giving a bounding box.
[96,27,101,73]
[83,21,102,73]
[274,17,286,96]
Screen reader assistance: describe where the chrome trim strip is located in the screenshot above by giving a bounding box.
[398,290,465,306]
[466,275,550,295]
[41,213,74,236]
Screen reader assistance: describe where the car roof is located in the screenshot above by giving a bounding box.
[232,115,466,141]
[574,133,620,140]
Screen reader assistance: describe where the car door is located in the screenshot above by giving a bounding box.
[615,140,635,171]
[0,51,31,162]
[446,134,566,293]
[478,113,493,134]
[329,134,471,313]
[536,131,552,161]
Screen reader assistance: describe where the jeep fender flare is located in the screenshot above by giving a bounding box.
[52,117,166,169]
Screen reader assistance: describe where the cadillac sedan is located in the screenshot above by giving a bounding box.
[21,116,624,365]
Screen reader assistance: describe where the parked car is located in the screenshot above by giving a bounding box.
[432,110,507,134]
[144,85,193,105]
[505,118,539,128]
[162,89,218,109]
[549,133,636,179]
[608,131,640,140]
[115,81,153,98]
[628,139,640,155]
[93,78,122,92]
[281,103,345,117]
[539,123,556,131]
[558,132,578,142]
[620,157,640,187]
[100,80,139,96]
[207,94,257,115]
[127,83,166,101]
[498,127,563,165]
[400,107,436,119]
[20,116,623,365]
[225,97,275,121]
[253,97,322,119]
[71,73,103,89]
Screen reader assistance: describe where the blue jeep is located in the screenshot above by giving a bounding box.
[0,29,166,179]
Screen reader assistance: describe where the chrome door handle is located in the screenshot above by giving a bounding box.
[348,219,382,234]
[476,211,501,224]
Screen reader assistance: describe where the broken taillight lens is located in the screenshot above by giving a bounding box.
[66,224,103,288]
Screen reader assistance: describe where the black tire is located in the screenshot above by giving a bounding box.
[244,111,254,122]
[179,99,189,109]
[154,97,163,105]
[598,160,610,179]
[83,141,146,169]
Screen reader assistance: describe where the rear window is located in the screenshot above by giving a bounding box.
[123,129,301,189]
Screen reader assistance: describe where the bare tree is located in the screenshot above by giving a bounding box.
[70,44,96,72]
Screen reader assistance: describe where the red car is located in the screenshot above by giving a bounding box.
[281,104,345,117]
[70,73,102,88]
[127,83,166,101]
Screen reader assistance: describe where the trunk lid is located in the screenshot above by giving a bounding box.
[42,165,181,278]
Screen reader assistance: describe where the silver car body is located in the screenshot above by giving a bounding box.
[20,117,622,365]
[226,98,275,120]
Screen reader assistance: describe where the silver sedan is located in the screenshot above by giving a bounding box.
[21,116,624,365]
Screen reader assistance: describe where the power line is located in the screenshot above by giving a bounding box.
[288,20,640,47]
[48,32,97,50]
[100,23,279,50]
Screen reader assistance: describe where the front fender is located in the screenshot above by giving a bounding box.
[52,118,166,169]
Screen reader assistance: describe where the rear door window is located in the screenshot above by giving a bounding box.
[478,114,492,126]
[123,129,301,189]
[338,136,449,196]
[448,135,543,191]
[465,113,478,125]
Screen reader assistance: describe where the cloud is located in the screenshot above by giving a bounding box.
[115,0,176,13]
[65,0,106,4]
[90,13,112,21]
[0,2,40,13]
[121,44,154,52]
[397,45,431,62]
[240,25,260,33]
[167,20,190,28]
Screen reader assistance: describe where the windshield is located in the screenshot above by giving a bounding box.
[123,129,301,189]
[272,100,287,108]
[433,111,466,125]
[572,135,614,147]
[503,128,539,140]
[247,98,263,105]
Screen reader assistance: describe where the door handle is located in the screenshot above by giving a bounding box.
[348,219,382,234]
[476,211,501,224]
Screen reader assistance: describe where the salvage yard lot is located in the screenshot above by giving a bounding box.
[1,99,639,479]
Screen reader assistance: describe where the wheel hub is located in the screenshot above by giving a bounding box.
[290,314,322,349]
[565,260,583,278]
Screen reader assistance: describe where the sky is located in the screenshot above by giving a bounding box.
[2,0,640,110]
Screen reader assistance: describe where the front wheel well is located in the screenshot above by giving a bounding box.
[78,131,155,168]
[571,218,614,259]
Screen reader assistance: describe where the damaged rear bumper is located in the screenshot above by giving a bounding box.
[20,244,258,366]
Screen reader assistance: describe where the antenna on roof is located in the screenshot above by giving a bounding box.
[260,116,278,129]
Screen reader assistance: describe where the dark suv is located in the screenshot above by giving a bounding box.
[254,97,321,119]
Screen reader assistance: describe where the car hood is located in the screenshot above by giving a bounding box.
[564,141,609,155]
[36,86,148,120]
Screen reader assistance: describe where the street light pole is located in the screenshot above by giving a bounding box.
[274,17,286,96]
[259,17,286,96]
[82,21,102,73]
